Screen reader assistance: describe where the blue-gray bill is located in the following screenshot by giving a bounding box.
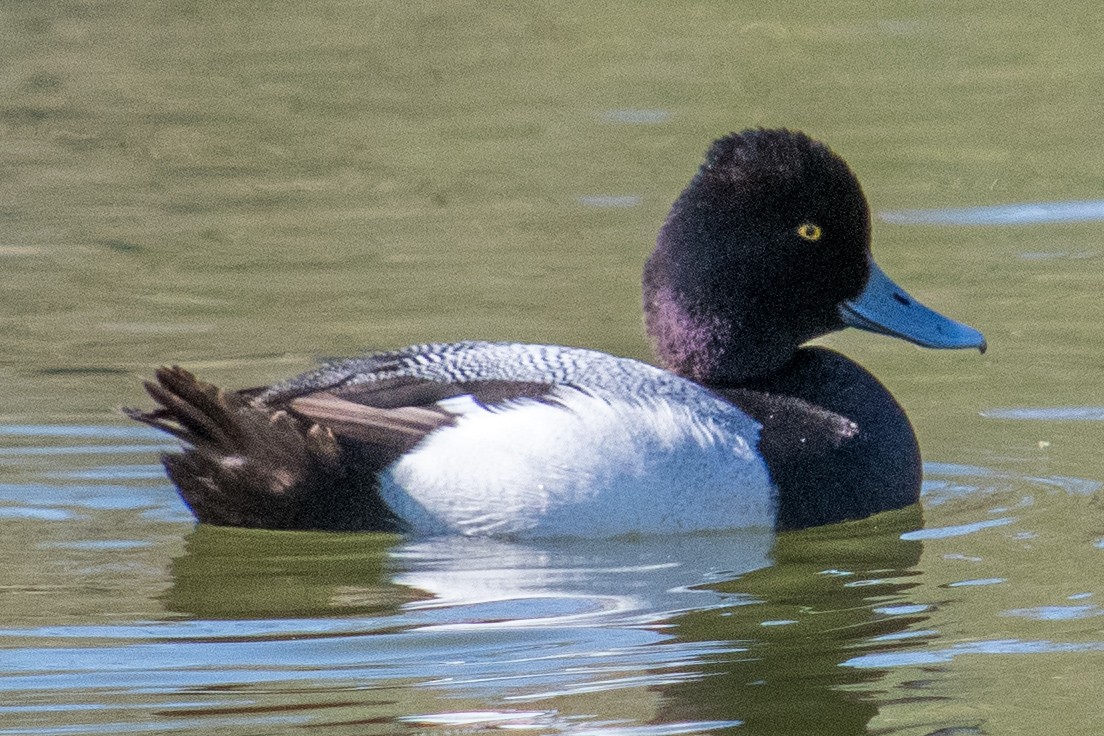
[839,260,987,353]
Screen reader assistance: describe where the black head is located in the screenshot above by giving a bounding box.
[643,129,872,383]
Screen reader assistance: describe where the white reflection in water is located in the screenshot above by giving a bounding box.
[0,424,164,439]
[390,531,775,629]
[921,462,1103,507]
[880,199,1104,225]
[945,577,1007,587]
[901,517,1015,541]
[403,710,742,736]
[982,406,1104,421]
[843,638,1104,668]
[1002,605,1104,621]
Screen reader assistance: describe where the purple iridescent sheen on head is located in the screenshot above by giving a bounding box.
[642,285,732,382]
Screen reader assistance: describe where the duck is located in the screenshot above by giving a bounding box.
[126,128,985,537]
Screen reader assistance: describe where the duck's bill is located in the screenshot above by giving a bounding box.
[839,260,987,352]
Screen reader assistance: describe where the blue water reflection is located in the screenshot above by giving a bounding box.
[844,638,1104,668]
[982,406,1104,421]
[880,199,1104,225]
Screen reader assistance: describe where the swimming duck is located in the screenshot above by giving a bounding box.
[127,128,985,537]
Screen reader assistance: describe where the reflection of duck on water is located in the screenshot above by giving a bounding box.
[663,507,931,736]
[163,510,929,735]
[128,129,984,536]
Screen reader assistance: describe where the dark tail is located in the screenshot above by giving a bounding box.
[125,367,400,532]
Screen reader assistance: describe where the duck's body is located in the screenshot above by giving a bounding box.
[128,129,984,537]
[271,341,775,536]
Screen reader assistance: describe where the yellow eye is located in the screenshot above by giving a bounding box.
[795,222,823,242]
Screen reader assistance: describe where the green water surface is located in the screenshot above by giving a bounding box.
[1,1,1103,734]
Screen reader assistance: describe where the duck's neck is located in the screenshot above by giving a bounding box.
[642,195,807,384]
[642,281,796,384]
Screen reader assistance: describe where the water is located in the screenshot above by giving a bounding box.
[2,1,1103,734]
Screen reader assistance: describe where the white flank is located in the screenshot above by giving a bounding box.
[377,388,775,538]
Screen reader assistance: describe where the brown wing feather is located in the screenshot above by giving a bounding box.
[288,392,455,453]
[124,366,557,531]
[125,367,398,531]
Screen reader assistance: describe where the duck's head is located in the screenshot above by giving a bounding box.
[643,128,985,384]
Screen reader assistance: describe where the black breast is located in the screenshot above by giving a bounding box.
[716,346,921,530]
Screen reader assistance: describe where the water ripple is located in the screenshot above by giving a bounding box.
[945,577,1007,588]
[0,444,175,456]
[922,462,1102,504]
[1002,605,1104,621]
[880,199,1104,226]
[900,517,1015,540]
[981,406,1104,421]
[843,638,1104,668]
[0,424,164,440]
